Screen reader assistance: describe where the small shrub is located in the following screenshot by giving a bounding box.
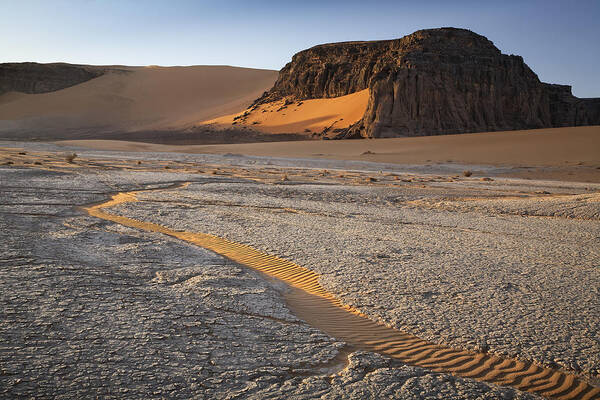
[462,170,472,177]
[65,153,77,163]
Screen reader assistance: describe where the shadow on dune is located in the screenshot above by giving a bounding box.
[0,127,310,145]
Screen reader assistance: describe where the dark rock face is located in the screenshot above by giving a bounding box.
[0,62,104,95]
[543,84,600,127]
[257,28,600,138]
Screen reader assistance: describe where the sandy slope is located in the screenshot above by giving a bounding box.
[0,65,277,137]
[58,126,599,165]
[57,126,600,182]
[201,89,369,136]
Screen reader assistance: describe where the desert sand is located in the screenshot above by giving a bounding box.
[0,65,277,138]
[58,125,600,182]
[201,89,369,136]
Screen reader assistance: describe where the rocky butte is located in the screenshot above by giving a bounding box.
[255,27,600,138]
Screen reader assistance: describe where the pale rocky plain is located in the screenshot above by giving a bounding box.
[1,142,598,399]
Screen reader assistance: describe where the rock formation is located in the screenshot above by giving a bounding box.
[255,28,600,138]
[0,62,104,95]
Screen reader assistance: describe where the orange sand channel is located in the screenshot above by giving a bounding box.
[84,187,599,400]
[202,89,369,135]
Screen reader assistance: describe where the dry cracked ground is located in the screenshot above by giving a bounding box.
[0,143,598,399]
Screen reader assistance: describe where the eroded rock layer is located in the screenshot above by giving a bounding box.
[0,62,104,95]
[256,28,600,138]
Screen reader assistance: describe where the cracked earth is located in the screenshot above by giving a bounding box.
[0,143,598,399]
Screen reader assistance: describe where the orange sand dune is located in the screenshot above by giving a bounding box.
[201,89,369,136]
[0,65,277,137]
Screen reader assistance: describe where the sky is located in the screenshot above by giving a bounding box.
[1,0,599,97]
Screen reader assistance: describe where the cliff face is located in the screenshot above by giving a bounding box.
[543,83,600,127]
[257,28,600,138]
[0,63,104,95]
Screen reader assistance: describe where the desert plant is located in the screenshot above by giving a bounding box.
[463,170,472,177]
[65,153,77,163]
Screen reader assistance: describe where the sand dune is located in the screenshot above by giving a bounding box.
[201,89,369,136]
[58,126,600,182]
[59,126,599,165]
[0,65,277,138]
[186,126,600,167]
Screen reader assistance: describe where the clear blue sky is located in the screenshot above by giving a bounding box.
[1,0,599,97]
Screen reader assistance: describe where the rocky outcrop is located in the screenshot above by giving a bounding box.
[0,62,104,95]
[543,83,600,127]
[256,28,600,138]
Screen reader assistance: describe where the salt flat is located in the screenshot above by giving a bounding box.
[1,143,598,399]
